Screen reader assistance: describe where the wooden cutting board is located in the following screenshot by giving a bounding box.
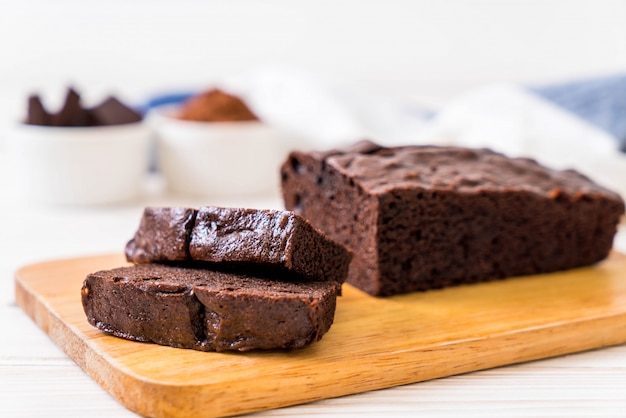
[15,252,626,418]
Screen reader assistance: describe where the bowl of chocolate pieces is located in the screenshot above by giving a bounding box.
[7,87,151,206]
[149,88,296,198]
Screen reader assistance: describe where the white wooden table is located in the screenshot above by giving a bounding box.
[2,150,626,418]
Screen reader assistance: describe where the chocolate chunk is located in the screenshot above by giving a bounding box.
[50,87,90,127]
[89,96,142,126]
[23,87,143,127]
[26,95,51,126]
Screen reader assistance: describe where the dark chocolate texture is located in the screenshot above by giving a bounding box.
[81,264,340,352]
[23,87,142,127]
[89,96,142,126]
[125,206,352,283]
[125,207,197,263]
[26,95,51,126]
[280,140,625,296]
[51,87,90,127]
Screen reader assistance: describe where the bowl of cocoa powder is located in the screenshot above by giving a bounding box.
[150,88,295,198]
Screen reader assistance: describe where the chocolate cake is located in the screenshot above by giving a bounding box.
[125,206,352,283]
[280,140,625,296]
[82,264,340,352]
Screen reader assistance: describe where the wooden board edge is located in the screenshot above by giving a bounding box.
[13,252,626,418]
[14,271,150,417]
[15,266,626,418]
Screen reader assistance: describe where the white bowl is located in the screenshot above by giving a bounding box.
[150,107,298,197]
[6,122,151,206]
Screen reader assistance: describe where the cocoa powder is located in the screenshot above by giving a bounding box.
[176,89,259,122]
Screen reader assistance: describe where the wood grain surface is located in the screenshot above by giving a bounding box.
[14,252,626,418]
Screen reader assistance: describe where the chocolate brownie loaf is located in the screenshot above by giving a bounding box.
[280,140,625,296]
[125,206,352,283]
[82,264,341,352]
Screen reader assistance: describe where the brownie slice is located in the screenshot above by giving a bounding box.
[81,264,341,352]
[280,140,625,296]
[125,207,197,263]
[125,206,352,283]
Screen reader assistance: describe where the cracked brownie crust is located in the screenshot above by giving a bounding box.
[280,141,625,296]
[125,206,352,284]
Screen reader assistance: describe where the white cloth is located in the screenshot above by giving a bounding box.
[222,69,626,198]
[415,83,626,198]
[219,67,431,149]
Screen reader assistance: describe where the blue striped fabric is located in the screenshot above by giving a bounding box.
[139,91,194,115]
[530,74,626,151]
[141,74,626,153]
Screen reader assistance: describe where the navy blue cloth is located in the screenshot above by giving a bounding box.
[139,91,194,115]
[530,74,626,151]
